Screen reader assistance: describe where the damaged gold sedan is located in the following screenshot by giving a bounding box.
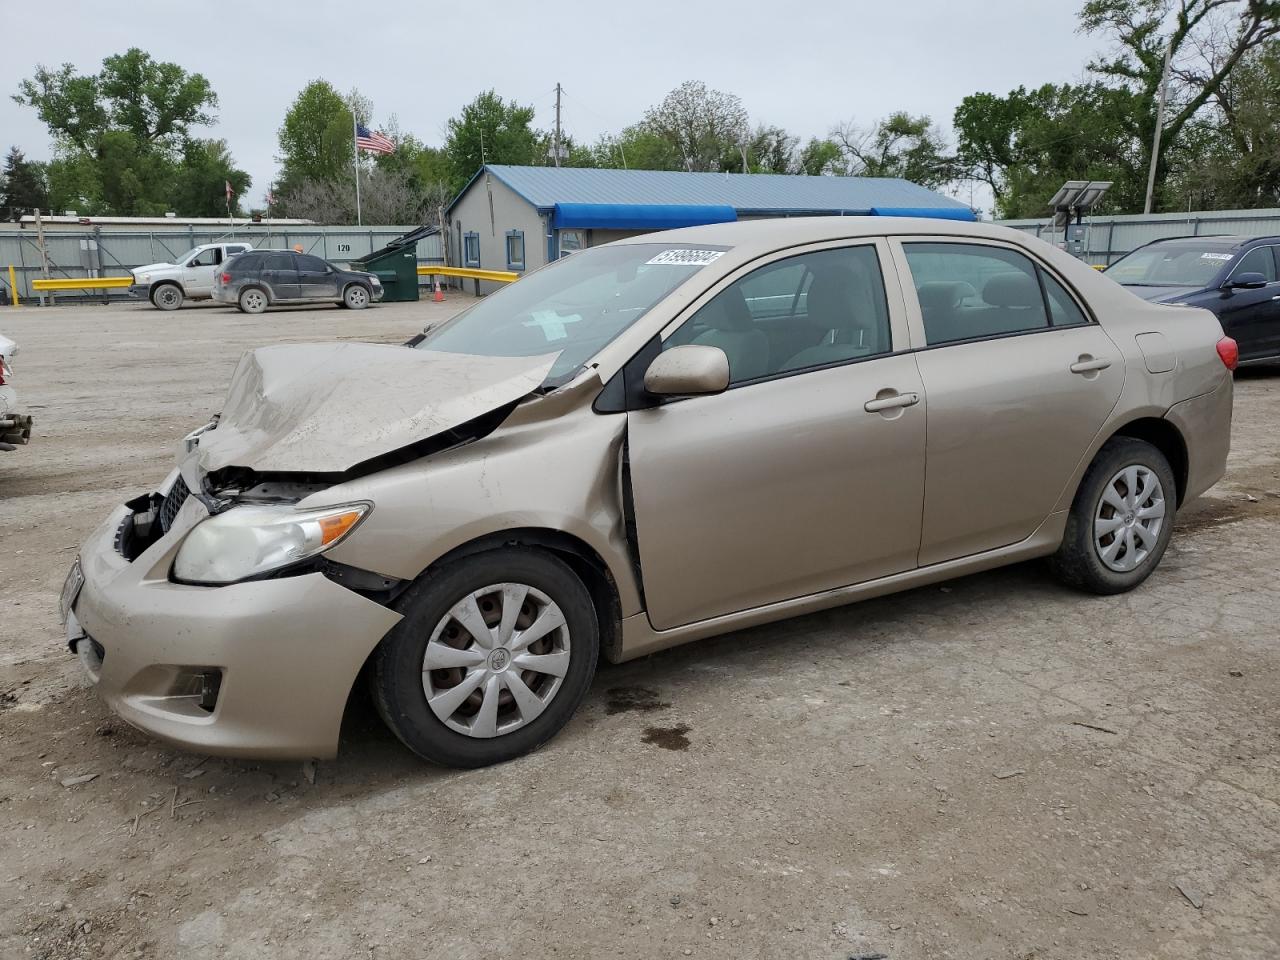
[60,218,1235,767]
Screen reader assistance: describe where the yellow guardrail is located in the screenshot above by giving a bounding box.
[32,276,134,291]
[416,266,518,284]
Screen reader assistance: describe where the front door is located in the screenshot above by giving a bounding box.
[295,254,340,301]
[1216,245,1280,362]
[627,242,927,630]
[182,247,222,297]
[895,239,1125,566]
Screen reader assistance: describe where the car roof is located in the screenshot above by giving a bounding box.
[1134,234,1280,251]
[613,215,1037,259]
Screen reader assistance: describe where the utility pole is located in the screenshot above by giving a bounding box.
[1144,39,1173,215]
[553,82,563,168]
[34,208,52,306]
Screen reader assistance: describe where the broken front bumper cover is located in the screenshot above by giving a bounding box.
[65,489,402,759]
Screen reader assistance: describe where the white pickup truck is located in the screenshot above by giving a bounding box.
[129,242,253,310]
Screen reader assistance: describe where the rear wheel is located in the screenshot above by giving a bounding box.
[371,548,599,768]
[343,284,370,309]
[238,287,268,314]
[151,283,183,311]
[1049,437,1176,594]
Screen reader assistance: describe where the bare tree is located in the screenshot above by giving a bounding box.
[830,113,958,189]
[280,167,431,225]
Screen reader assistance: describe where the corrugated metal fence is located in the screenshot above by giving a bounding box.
[1000,207,1280,267]
[0,224,444,301]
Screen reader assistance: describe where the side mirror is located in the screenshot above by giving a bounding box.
[1225,271,1268,290]
[643,344,730,398]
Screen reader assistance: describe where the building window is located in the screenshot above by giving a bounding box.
[464,231,480,267]
[506,230,526,271]
[558,229,584,257]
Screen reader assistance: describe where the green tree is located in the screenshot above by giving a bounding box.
[796,137,844,176]
[1079,0,1280,209]
[277,80,357,188]
[444,91,541,190]
[954,83,1146,218]
[13,48,248,215]
[170,139,252,217]
[832,112,958,188]
[0,147,49,219]
[1171,39,1280,208]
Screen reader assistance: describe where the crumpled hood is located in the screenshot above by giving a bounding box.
[197,342,558,474]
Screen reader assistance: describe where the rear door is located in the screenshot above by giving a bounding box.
[261,253,300,301]
[1216,245,1280,362]
[296,254,340,301]
[627,240,928,630]
[181,246,222,297]
[893,239,1124,566]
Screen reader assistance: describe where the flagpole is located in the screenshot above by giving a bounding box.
[352,106,362,227]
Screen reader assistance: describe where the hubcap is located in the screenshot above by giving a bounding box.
[349,289,366,306]
[1094,464,1165,572]
[421,583,570,739]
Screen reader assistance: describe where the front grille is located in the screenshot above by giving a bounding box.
[159,476,190,534]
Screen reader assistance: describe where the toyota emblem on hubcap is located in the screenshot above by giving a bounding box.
[488,648,511,672]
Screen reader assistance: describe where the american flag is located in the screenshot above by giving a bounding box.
[356,123,395,154]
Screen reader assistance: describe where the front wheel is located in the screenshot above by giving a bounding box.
[238,287,268,314]
[371,548,599,768]
[151,283,183,311]
[1049,437,1176,595]
[343,284,370,309]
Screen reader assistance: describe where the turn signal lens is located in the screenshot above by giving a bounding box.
[220,272,231,283]
[1216,336,1239,371]
[319,510,363,546]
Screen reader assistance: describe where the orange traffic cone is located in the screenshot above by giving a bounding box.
[433,278,445,303]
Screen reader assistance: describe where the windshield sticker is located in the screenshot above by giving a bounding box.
[523,310,582,342]
[1200,253,1233,261]
[645,249,725,266]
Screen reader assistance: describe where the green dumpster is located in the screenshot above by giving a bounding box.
[349,225,437,303]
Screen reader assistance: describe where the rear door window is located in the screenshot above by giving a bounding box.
[904,243,1051,346]
[264,254,294,272]
[296,255,329,272]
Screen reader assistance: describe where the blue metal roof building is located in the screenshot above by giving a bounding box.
[445,164,974,285]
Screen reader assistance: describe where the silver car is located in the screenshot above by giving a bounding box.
[62,218,1234,768]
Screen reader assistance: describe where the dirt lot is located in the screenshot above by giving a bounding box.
[1,298,1278,960]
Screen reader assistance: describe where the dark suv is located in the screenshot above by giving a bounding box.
[213,250,384,313]
[1104,235,1280,364]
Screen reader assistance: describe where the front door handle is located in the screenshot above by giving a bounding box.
[1069,357,1112,374]
[864,391,920,413]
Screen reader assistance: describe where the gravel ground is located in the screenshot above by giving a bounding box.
[1,299,1278,960]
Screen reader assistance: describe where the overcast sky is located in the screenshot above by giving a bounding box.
[1,0,1106,216]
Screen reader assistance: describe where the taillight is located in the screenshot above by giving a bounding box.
[1216,336,1239,371]
[0,357,9,386]
[220,272,231,283]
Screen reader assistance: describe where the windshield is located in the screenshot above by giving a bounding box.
[417,243,729,384]
[1105,243,1236,287]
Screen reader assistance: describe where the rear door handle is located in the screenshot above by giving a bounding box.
[864,392,920,413]
[1069,357,1112,374]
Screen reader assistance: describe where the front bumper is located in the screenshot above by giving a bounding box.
[127,283,150,300]
[66,486,402,759]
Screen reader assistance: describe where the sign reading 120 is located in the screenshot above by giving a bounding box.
[337,243,351,253]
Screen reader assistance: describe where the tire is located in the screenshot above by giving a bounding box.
[1049,437,1177,595]
[238,287,268,314]
[343,284,370,310]
[151,283,183,311]
[371,548,599,768]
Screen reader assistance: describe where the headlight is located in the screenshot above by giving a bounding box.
[173,502,370,584]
